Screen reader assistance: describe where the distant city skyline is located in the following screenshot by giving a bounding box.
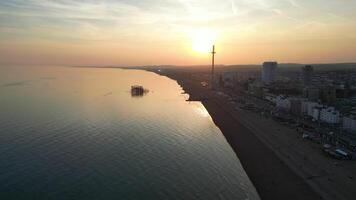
[1,0,356,66]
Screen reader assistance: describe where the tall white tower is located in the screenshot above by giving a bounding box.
[211,45,216,90]
[262,62,277,84]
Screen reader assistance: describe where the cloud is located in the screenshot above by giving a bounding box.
[1,0,356,65]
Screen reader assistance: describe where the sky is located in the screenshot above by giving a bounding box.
[1,0,356,66]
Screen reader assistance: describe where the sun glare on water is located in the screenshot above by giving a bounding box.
[190,29,217,54]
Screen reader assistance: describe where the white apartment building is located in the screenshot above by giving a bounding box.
[319,107,340,124]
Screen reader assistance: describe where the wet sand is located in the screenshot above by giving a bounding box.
[156,70,323,200]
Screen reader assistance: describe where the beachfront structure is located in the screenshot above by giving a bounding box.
[301,101,321,117]
[131,85,146,97]
[312,106,323,121]
[302,101,343,124]
[276,95,291,112]
[343,116,356,132]
[302,65,314,86]
[262,62,277,84]
[289,98,307,116]
[311,106,340,124]
[264,93,277,104]
[276,96,307,116]
[319,107,340,124]
[301,101,308,116]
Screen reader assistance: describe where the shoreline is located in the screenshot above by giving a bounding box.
[152,69,324,200]
[111,66,354,200]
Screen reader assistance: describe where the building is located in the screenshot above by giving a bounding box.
[343,116,356,132]
[301,101,320,117]
[290,98,307,116]
[221,72,238,88]
[248,82,264,98]
[310,106,341,124]
[262,62,277,84]
[320,107,340,124]
[301,101,322,120]
[319,107,340,124]
[302,102,341,124]
[264,93,277,104]
[320,86,336,104]
[302,65,314,86]
[302,101,314,116]
[303,87,320,101]
[312,106,323,121]
[276,95,291,112]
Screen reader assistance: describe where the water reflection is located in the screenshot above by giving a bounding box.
[2,80,30,87]
[193,103,211,118]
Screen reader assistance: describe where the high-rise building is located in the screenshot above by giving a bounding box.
[262,62,277,84]
[302,65,314,86]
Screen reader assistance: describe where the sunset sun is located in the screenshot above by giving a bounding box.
[191,29,217,54]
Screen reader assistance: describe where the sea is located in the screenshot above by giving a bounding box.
[0,66,259,200]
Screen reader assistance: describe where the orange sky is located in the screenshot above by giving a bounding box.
[1,0,356,66]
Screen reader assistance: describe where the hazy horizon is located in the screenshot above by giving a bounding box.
[2,62,356,69]
[1,0,356,66]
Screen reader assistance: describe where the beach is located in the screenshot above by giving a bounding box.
[150,68,356,200]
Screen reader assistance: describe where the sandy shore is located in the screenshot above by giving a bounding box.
[150,69,355,200]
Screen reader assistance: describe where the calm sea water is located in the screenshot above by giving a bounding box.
[0,66,259,200]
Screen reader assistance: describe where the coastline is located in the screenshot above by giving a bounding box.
[151,69,323,200]
[111,66,355,200]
